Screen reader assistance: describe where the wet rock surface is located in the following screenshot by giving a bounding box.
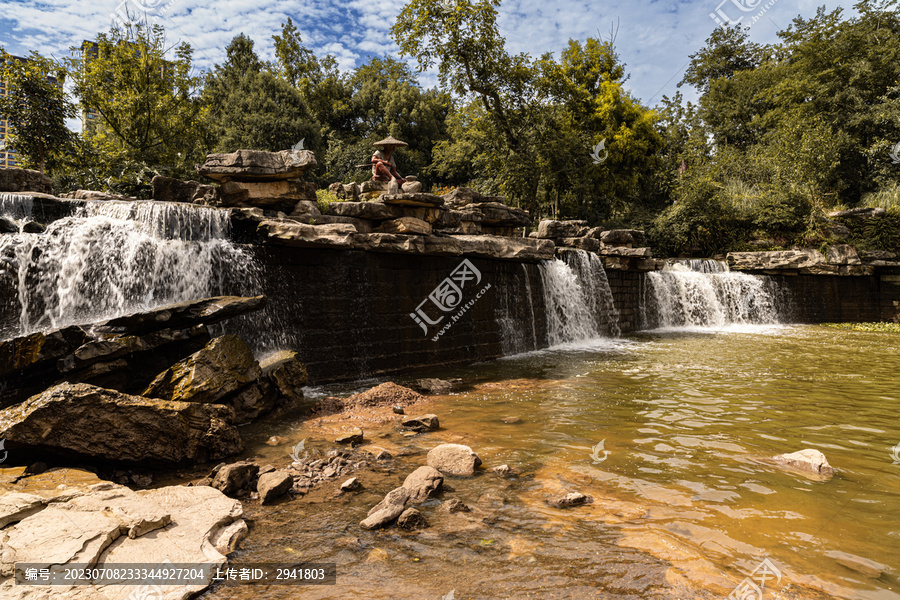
[402,466,444,502]
[427,443,482,477]
[772,449,835,478]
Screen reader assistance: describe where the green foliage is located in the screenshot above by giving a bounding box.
[203,35,320,155]
[65,20,210,180]
[750,189,812,234]
[315,188,341,213]
[0,49,75,173]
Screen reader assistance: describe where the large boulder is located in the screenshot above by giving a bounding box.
[212,461,259,496]
[402,466,444,502]
[0,383,242,464]
[198,149,317,181]
[426,443,482,477]
[536,220,588,239]
[0,168,53,195]
[257,471,293,504]
[143,335,262,404]
[151,175,220,205]
[0,471,245,599]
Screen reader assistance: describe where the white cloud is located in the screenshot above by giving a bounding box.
[0,0,849,106]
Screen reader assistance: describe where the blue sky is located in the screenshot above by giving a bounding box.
[0,0,844,107]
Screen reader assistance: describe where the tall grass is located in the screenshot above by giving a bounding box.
[862,184,900,210]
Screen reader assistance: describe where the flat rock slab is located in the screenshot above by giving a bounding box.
[0,383,242,465]
[92,295,266,336]
[198,149,317,182]
[381,193,444,207]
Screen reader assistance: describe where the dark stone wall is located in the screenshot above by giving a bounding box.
[240,246,548,383]
[606,270,644,332]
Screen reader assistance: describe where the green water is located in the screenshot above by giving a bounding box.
[203,325,900,599]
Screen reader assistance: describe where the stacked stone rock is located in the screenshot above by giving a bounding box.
[0,295,307,465]
[530,219,661,272]
[323,185,530,238]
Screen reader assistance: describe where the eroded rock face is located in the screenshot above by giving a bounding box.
[151,175,221,205]
[212,462,259,496]
[260,350,308,404]
[375,217,432,235]
[197,149,317,182]
[0,168,53,195]
[536,220,589,239]
[0,471,246,600]
[0,383,242,464]
[426,444,482,477]
[143,335,262,404]
[772,449,834,478]
[92,295,266,336]
[727,249,874,275]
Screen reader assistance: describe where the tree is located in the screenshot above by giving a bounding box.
[203,34,320,154]
[66,20,209,175]
[0,49,75,173]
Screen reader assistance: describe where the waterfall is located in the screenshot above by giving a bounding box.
[644,259,778,329]
[538,250,620,345]
[495,263,542,355]
[0,194,258,340]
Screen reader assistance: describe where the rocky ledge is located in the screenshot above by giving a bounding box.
[726,246,899,275]
[0,295,308,465]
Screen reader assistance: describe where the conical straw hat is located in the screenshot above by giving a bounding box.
[373,135,408,148]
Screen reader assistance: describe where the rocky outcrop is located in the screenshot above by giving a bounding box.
[375,216,432,235]
[257,471,293,503]
[426,444,482,477]
[442,187,505,209]
[211,462,260,496]
[92,295,266,336]
[535,220,588,239]
[772,449,834,479]
[143,334,262,404]
[260,350,308,404]
[382,192,445,208]
[0,168,53,195]
[151,175,221,205]
[221,179,317,213]
[401,414,440,432]
[0,467,245,599]
[0,383,242,464]
[197,149,317,182]
[461,202,529,227]
[727,249,874,275]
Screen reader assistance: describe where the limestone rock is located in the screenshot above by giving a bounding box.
[345,382,424,409]
[826,244,861,265]
[442,187,504,209]
[360,486,409,529]
[536,220,588,239]
[381,192,444,208]
[336,428,364,445]
[340,477,361,492]
[227,381,278,423]
[92,295,266,336]
[772,449,834,478]
[426,444,482,477]
[560,237,601,252]
[375,217,432,235]
[143,335,261,404]
[290,199,321,217]
[151,175,220,205]
[0,168,53,195]
[197,149,317,182]
[464,202,530,227]
[220,179,317,213]
[0,383,242,464]
[401,180,423,194]
[0,492,45,528]
[600,229,634,246]
[328,200,398,221]
[598,245,652,258]
[397,507,428,530]
[548,492,593,508]
[492,464,512,475]
[212,462,259,496]
[727,250,825,271]
[260,350,308,404]
[0,325,88,379]
[257,471,293,503]
[415,378,453,394]
[401,414,440,432]
[402,466,444,502]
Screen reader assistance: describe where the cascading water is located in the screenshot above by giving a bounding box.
[644,259,778,329]
[0,194,259,339]
[538,250,620,345]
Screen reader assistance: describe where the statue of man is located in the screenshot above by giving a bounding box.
[371,135,408,185]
